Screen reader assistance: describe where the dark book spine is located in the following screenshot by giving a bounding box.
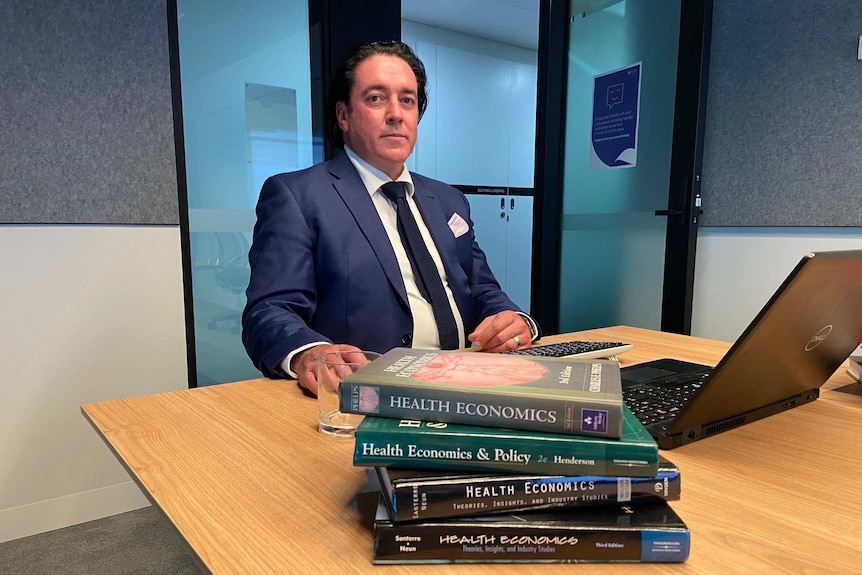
[373,523,690,563]
[386,469,681,522]
[339,380,623,438]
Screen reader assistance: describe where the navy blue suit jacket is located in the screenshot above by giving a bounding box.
[242,151,524,378]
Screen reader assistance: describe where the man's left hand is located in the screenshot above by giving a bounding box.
[467,310,531,353]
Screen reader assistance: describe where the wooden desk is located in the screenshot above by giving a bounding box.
[82,326,862,574]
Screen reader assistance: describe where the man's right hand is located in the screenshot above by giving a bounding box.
[291,343,365,395]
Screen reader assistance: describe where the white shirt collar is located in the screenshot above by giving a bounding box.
[343,146,414,197]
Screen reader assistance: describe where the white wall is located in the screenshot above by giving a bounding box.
[691,228,862,343]
[402,20,536,187]
[0,226,188,543]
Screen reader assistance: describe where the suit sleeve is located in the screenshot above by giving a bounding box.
[241,176,331,378]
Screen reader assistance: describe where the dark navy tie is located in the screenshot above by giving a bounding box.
[380,181,460,349]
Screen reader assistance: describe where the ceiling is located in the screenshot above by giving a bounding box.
[401,0,540,50]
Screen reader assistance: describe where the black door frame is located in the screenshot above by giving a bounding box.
[532,0,713,335]
[308,0,401,164]
[166,0,196,387]
[532,0,568,336]
[660,0,713,334]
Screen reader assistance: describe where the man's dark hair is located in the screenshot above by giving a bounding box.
[325,41,428,149]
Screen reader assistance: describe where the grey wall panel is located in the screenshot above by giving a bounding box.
[700,0,862,227]
[0,0,178,224]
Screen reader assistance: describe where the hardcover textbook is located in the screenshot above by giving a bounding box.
[377,457,680,522]
[339,347,623,437]
[372,497,690,564]
[353,405,658,477]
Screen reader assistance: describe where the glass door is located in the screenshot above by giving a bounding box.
[557,0,706,333]
[175,0,314,385]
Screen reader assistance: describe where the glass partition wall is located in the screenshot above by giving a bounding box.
[175,0,314,385]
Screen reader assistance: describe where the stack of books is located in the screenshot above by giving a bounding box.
[338,347,690,564]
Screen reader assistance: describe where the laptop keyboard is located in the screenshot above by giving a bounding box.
[505,340,633,360]
[623,370,711,425]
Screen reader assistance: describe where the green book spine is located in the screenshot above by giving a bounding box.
[377,457,680,522]
[353,405,657,477]
[338,348,624,438]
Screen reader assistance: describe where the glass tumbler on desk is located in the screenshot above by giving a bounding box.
[317,350,380,437]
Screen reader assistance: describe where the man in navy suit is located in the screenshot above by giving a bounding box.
[242,41,539,394]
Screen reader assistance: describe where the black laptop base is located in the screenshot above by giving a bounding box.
[622,359,821,449]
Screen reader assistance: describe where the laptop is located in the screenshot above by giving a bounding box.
[622,250,862,449]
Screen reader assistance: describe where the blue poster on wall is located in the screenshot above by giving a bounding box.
[590,62,641,170]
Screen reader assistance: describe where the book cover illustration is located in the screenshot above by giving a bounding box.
[377,456,680,522]
[338,347,623,437]
[372,498,690,564]
[353,405,658,477]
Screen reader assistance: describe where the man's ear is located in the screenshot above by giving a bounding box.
[335,101,349,132]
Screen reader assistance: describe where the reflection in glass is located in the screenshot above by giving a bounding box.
[177,0,312,385]
[245,83,298,203]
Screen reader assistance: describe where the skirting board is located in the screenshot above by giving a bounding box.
[0,481,149,543]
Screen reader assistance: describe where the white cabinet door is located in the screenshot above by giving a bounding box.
[504,195,533,312]
[465,193,509,284]
[465,192,532,314]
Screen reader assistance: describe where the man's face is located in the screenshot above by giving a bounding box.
[336,54,419,180]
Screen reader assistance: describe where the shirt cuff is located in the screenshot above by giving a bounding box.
[280,342,331,378]
[515,312,541,343]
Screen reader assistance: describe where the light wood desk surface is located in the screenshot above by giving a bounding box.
[82,326,862,574]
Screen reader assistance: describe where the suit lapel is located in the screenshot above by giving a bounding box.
[412,181,472,318]
[412,183,456,261]
[329,154,409,308]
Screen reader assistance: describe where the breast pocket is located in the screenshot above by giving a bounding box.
[453,230,475,273]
